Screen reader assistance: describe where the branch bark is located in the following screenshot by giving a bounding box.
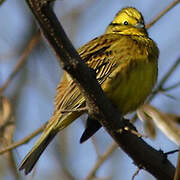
[24,0,175,179]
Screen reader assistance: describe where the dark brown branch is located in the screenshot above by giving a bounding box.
[24,0,175,179]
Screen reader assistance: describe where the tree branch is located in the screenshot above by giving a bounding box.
[146,0,180,29]
[86,142,118,180]
[150,57,180,100]
[23,0,175,179]
[0,31,40,95]
[0,123,46,155]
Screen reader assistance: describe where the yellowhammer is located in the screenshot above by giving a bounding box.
[19,7,159,174]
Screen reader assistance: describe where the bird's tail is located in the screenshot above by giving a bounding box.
[19,125,57,175]
[19,111,80,175]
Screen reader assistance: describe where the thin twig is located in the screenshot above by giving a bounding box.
[165,149,179,156]
[55,135,77,180]
[132,168,141,180]
[85,142,118,180]
[91,136,101,158]
[8,152,21,180]
[0,123,46,155]
[163,81,180,91]
[0,31,40,94]
[150,57,180,101]
[60,165,76,180]
[146,0,180,29]
[0,51,17,61]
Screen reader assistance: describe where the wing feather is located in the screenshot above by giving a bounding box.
[54,34,126,111]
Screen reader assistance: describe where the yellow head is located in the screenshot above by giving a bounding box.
[106,7,148,36]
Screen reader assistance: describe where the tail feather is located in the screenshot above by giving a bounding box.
[19,130,57,175]
[80,117,102,143]
[19,111,80,175]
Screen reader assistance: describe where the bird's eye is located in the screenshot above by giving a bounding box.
[123,21,128,25]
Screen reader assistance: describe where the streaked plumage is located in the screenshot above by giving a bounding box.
[19,7,159,174]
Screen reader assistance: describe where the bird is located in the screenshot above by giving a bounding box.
[19,7,159,174]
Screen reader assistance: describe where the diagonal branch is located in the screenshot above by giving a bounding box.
[0,123,46,155]
[150,57,180,100]
[24,0,175,179]
[0,31,41,95]
[86,142,118,180]
[146,0,180,29]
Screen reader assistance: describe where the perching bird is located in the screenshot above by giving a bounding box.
[19,7,159,174]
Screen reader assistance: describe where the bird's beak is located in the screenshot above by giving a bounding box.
[135,22,144,28]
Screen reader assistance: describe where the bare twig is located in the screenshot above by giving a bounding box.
[85,143,118,180]
[0,51,17,61]
[90,136,101,158]
[60,165,76,180]
[0,123,46,155]
[150,57,180,101]
[165,149,179,156]
[132,168,141,180]
[55,134,76,180]
[0,31,40,94]
[163,81,180,92]
[8,151,20,180]
[146,0,180,29]
[0,97,20,179]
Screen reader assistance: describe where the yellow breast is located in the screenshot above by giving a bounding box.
[102,58,157,115]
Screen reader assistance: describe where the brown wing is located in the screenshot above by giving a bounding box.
[54,34,123,112]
